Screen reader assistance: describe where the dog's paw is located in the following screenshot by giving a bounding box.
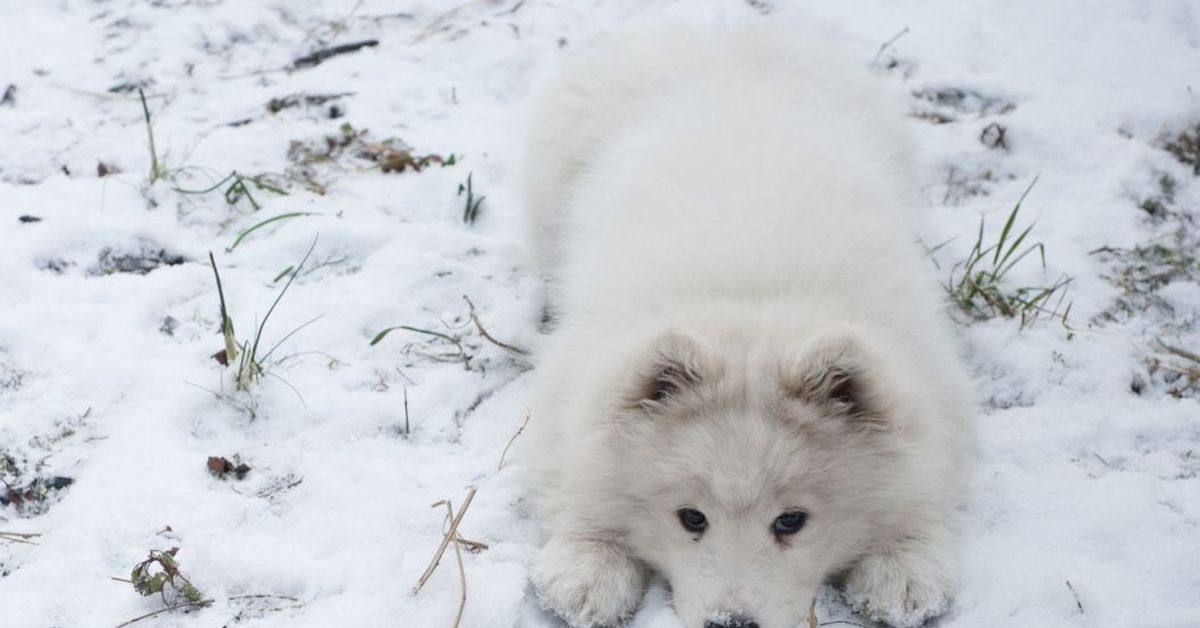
[843,547,952,628]
[533,536,645,628]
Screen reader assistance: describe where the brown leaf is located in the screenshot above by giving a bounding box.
[378,149,446,174]
[207,456,229,475]
[207,455,250,480]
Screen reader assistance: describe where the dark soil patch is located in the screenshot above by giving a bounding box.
[911,87,1015,124]
[1164,124,1200,175]
[93,245,186,276]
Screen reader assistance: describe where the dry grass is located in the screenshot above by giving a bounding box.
[0,531,41,545]
[412,413,532,626]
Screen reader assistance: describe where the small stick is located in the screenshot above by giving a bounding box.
[1065,579,1084,614]
[449,510,468,628]
[413,0,484,43]
[403,386,411,435]
[871,26,910,64]
[497,0,525,16]
[1157,339,1200,365]
[462,295,529,355]
[229,593,301,601]
[0,531,41,545]
[228,593,304,613]
[113,599,213,628]
[1159,363,1200,379]
[808,599,818,628]
[414,487,477,593]
[455,537,489,552]
[497,412,530,472]
[421,498,472,627]
[293,40,379,69]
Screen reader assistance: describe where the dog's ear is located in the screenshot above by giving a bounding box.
[621,331,710,412]
[783,330,889,425]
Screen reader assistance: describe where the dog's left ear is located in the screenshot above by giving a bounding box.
[782,330,890,426]
[621,331,711,412]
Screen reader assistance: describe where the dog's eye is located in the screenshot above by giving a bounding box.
[677,508,708,533]
[773,511,807,536]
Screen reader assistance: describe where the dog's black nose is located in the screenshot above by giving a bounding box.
[705,615,759,628]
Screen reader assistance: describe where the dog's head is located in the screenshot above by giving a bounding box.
[607,328,913,628]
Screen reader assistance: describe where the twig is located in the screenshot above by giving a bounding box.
[1065,579,1084,614]
[441,500,469,628]
[293,40,379,69]
[871,26,910,64]
[497,412,530,472]
[113,599,213,628]
[0,531,41,545]
[256,475,304,499]
[1157,339,1200,365]
[228,593,304,613]
[496,0,525,16]
[358,12,415,22]
[462,295,529,355]
[403,386,411,435]
[229,593,301,602]
[455,537,489,552]
[413,0,485,43]
[414,487,477,593]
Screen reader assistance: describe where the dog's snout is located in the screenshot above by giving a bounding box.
[704,615,759,628]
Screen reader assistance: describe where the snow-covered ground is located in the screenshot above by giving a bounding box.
[1,1,1198,626]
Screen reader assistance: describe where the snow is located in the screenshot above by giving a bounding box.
[1,1,1198,627]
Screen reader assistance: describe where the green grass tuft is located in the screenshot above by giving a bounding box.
[944,177,1072,326]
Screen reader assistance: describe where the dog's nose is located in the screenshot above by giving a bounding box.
[704,615,759,628]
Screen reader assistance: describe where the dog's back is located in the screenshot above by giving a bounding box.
[523,13,917,284]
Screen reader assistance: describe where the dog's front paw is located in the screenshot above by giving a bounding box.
[843,546,953,628]
[533,536,645,628]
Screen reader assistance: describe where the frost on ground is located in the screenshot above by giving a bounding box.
[0,1,1197,627]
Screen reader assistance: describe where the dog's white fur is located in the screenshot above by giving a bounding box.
[522,10,973,628]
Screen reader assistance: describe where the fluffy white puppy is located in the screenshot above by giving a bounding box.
[522,9,973,628]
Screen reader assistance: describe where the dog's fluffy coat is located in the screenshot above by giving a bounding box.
[522,10,973,628]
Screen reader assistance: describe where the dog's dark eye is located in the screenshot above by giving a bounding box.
[773,511,807,536]
[678,508,708,533]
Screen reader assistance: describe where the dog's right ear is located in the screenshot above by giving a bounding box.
[620,331,711,412]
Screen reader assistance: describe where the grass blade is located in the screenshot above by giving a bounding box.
[208,252,238,365]
[247,237,318,369]
[371,325,460,348]
[226,212,317,252]
[138,88,162,184]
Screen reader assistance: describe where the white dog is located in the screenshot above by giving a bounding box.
[522,9,973,628]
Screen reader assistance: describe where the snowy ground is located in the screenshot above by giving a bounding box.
[1,1,1199,627]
